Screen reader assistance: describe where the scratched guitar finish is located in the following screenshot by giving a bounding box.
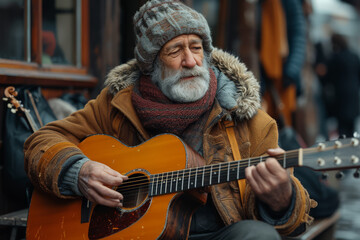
[26,134,360,239]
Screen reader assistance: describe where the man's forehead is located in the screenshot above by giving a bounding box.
[163,34,203,51]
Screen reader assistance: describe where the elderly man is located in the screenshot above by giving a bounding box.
[24,0,315,239]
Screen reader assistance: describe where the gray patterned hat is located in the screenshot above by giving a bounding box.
[133,0,213,74]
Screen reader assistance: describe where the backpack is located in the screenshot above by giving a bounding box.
[2,86,57,206]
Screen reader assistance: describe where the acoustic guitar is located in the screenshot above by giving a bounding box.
[26,134,360,239]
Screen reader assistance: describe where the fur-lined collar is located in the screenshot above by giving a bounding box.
[104,48,260,120]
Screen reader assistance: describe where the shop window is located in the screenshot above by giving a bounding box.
[0,0,25,61]
[0,0,96,88]
[43,0,76,65]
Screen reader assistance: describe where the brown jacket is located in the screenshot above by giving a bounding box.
[24,48,315,236]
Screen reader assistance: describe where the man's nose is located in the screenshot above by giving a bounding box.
[182,49,197,68]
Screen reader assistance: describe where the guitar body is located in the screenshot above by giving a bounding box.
[26,134,206,240]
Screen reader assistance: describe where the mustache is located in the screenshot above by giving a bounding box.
[150,55,210,86]
[177,65,209,79]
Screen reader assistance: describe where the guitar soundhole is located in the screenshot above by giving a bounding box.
[117,172,149,209]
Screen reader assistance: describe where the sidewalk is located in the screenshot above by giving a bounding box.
[334,172,360,240]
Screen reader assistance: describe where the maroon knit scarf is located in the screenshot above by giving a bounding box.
[132,69,217,136]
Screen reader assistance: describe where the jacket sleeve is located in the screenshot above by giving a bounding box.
[241,110,317,236]
[243,175,317,235]
[24,88,114,198]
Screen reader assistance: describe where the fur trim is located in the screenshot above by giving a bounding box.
[105,59,140,95]
[104,48,260,120]
[211,48,261,120]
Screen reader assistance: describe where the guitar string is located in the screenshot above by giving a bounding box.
[116,149,320,193]
[114,144,354,195]
[116,150,303,194]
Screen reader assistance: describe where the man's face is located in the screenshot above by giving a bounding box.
[160,34,204,72]
[151,34,210,103]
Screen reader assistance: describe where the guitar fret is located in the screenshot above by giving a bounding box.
[202,166,205,187]
[188,169,191,190]
[170,171,173,193]
[167,172,171,193]
[161,174,164,194]
[150,176,154,196]
[155,174,159,195]
[153,175,156,195]
[194,167,198,188]
[230,162,237,181]
[160,173,164,195]
[181,170,185,191]
[237,161,240,179]
[170,173,172,192]
[217,164,221,183]
[164,172,168,194]
[283,152,287,168]
[227,162,230,182]
[163,173,167,194]
[159,174,163,195]
[209,165,213,185]
[175,170,179,192]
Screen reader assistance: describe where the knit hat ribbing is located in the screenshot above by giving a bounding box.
[133,0,213,74]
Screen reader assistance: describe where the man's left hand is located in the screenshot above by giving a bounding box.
[245,148,292,212]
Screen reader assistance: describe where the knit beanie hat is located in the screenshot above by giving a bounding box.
[133,0,213,74]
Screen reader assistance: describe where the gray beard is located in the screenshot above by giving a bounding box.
[151,58,211,103]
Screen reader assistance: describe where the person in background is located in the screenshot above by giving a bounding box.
[258,0,307,128]
[324,33,360,137]
[24,0,316,239]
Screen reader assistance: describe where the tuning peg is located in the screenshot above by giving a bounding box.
[321,173,328,180]
[353,132,360,138]
[351,155,359,164]
[2,97,8,101]
[7,103,12,108]
[10,109,17,114]
[341,134,346,139]
[351,139,359,147]
[336,171,344,179]
[334,140,342,148]
[353,169,360,178]
[317,143,326,150]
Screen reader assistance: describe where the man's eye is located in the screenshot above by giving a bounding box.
[169,50,180,56]
[192,46,202,51]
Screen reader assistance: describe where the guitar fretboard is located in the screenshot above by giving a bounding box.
[149,151,300,196]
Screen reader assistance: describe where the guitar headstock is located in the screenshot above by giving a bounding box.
[302,137,360,172]
[3,86,27,114]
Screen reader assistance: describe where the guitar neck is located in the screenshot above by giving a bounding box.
[23,110,39,133]
[149,149,302,196]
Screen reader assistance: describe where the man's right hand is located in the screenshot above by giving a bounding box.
[78,160,128,208]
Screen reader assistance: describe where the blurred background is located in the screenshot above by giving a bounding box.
[0,0,360,239]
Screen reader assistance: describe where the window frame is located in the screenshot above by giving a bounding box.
[0,0,96,88]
